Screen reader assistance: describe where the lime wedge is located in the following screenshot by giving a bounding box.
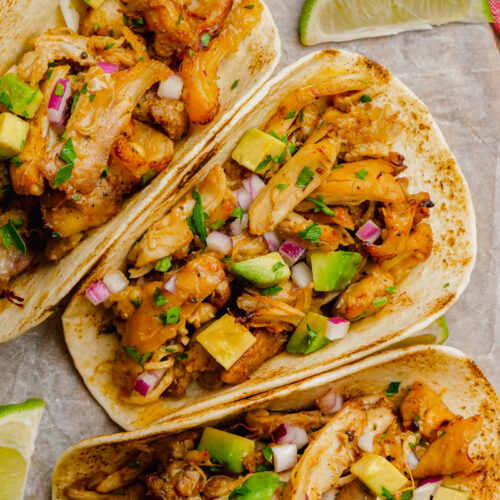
[299,0,494,45]
[387,315,450,351]
[0,398,44,500]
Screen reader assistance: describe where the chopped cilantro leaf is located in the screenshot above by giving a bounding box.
[123,346,152,368]
[385,286,397,294]
[360,94,373,103]
[189,49,194,57]
[285,110,296,120]
[100,165,108,178]
[288,142,296,155]
[272,261,285,272]
[53,163,74,187]
[0,220,26,254]
[298,222,321,243]
[60,138,76,165]
[70,92,79,113]
[244,4,255,8]
[104,42,116,50]
[305,195,336,216]
[0,92,12,109]
[401,491,413,500]
[384,381,401,397]
[10,156,23,168]
[296,166,314,188]
[256,154,272,172]
[130,297,141,309]
[443,282,450,288]
[381,486,395,500]
[93,23,100,33]
[141,168,156,184]
[176,353,188,360]
[155,256,171,272]
[299,108,305,122]
[262,446,273,462]
[261,286,282,295]
[232,206,244,220]
[276,183,288,191]
[355,168,368,180]
[201,33,211,47]
[373,296,388,307]
[127,461,140,468]
[186,188,207,245]
[176,11,182,25]
[209,219,226,230]
[54,82,64,96]
[153,287,168,306]
[132,17,145,28]
[231,79,240,90]
[89,93,96,102]
[81,82,88,94]
[256,463,270,472]
[161,305,181,325]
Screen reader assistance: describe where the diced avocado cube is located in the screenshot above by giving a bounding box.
[433,486,470,500]
[287,311,330,354]
[197,427,255,474]
[87,0,105,7]
[310,250,363,292]
[231,128,286,173]
[351,453,408,496]
[230,472,282,500]
[0,74,42,119]
[230,252,290,287]
[0,112,29,160]
[196,314,256,370]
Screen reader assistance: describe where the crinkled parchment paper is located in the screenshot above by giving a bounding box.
[0,1,498,497]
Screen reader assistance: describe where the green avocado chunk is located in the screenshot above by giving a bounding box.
[197,427,255,474]
[0,74,43,119]
[0,112,29,160]
[230,252,290,287]
[287,311,330,354]
[310,250,363,292]
[231,128,286,173]
[229,472,282,500]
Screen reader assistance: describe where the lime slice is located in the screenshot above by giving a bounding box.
[386,315,450,350]
[0,398,44,500]
[299,0,494,45]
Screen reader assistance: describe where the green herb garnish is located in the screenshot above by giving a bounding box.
[385,286,397,294]
[141,168,156,185]
[256,154,272,172]
[161,305,181,325]
[104,42,116,51]
[123,346,152,368]
[209,219,226,230]
[285,110,296,120]
[0,219,26,254]
[298,222,321,243]
[384,381,401,397]
[153,287,168,306]
[272,262,285,272]
[231,79,240,90]
[276,183,288,191]
[10,156,22,168]
[155,256,171,272]
[100,165,108,178]
[381,486,395,500]
[186,188,207,245]
[201,33,211,47]
[360,94,372,103]
[401,491,413,500]
[373,296,388,307]
[54,82,64,97]
[130,297,141,309]
[305,194,336,216]
[132,17,145,28]
[232,206,244,220]
[355,168,368,180]
[296,166,314,188]
[261,286,282,295]
[262,446,273,462]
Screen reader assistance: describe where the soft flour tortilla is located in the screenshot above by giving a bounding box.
[63,49,477,430]
[0,0,280,343]
[52,345,500,499]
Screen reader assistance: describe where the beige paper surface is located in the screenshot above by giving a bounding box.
[0,2,498,497]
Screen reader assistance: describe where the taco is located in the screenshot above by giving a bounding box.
[52,345,500,499]
[0,0,280,343]
[63,49,476,430]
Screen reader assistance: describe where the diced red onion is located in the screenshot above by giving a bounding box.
[102,270,129,294]
[133,369,166,397]
[235,188,253,211]
[207,231,233,254]
[158,74,184,100]
[263,231,281,251]
[163,275,177,294]
[229,213,249,236]
[59,0,80,31]
[357,430,376,453]
[291,262,313,289]
[86,280,111,306]
[412,480,441,500]
[418,476,442,487]
[97,61,119,74]
[407,449,419,470]
[243,174,266,199]
[271,444,297,473]
[321,490,339,500]
[356,219,381,244]
[48,78,71,126]
[325,317,350,341]
[317,389,343,414]
[272,424,309,448]
[279,239,305,266]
